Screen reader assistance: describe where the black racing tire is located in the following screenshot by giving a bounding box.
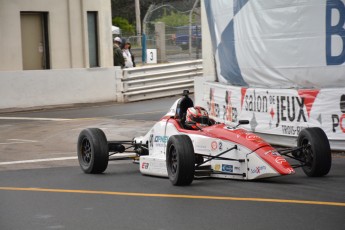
[77,128,109,174]
[166,135,195,186]
[297,127,331,177]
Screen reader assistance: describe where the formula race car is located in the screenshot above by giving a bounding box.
[77,91,332,186]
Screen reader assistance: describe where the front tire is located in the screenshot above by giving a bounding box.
[77,128,109,174]
[297,127,331,177]
[166,135,195,186]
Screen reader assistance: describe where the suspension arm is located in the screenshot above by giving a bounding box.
[196,145,239,167]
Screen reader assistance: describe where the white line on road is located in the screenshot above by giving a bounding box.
[0,117,72,121]
[0,139,38,145]
[0,156,77,165]
[8,139,37,142]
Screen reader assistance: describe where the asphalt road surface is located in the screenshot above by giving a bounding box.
[1,96,344,230]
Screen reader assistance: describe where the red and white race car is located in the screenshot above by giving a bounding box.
[77,91,332,186]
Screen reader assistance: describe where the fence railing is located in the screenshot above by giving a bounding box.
[117,60,203,102]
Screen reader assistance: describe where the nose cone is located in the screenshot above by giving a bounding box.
[257,147,295,175]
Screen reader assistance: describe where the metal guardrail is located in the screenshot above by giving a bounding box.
[117,60,203,102]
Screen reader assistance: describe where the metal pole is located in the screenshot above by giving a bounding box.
[142,33,147,64]
[189,0,200,58]
[135,0,141,46]
[142,4,155,35]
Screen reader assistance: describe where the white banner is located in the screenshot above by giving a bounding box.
[204,0,345,88]
[203,83,345,143]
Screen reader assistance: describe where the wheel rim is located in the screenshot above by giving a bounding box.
[81,137,92,165]
[301,138,313,171]
[169,145,178,176]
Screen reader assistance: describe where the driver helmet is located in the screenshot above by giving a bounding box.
[186,106,209,127]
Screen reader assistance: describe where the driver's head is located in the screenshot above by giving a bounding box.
[186,106,209,126]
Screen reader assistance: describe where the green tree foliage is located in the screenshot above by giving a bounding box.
[111,0,195,24]
[112,17,135,35]
[155,11,190,27]
[110,0,197,35]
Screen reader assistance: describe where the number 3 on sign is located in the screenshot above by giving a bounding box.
[146,49,157,64]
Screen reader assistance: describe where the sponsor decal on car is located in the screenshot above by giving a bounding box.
[286,168,295,174]
[245,133,264,144]
[245,133,260,140]
[264,150,281,156]
[250,166,266,174]
[141,162,149,169]
[214,164,221,171]
[218,141,223,151]
[155,136,168,143]
[275,156,287,164]
[234,129,247,139]
[154,135,168,147]
[222,164,233,173]
[211,141,218,150]
[195,143,208,151]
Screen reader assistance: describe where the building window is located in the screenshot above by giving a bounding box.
[87,12,99,67]
[20,12,50,70]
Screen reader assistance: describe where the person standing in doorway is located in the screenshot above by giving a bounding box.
[113,37,124,67]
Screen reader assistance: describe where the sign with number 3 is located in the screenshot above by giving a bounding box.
[146,49,157,64]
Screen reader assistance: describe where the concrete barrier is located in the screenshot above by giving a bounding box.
[117,60,203,102]
[0,67,121,110]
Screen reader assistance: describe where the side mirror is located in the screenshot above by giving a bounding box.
[238,120,249,125]
[234,120,249,128]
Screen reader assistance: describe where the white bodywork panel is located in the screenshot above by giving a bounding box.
[138,124,280,180]
[137,98,281,180]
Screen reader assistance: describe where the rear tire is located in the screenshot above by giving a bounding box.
[166,135,195,186]
[77,128,109,174]
[297,127,331,177]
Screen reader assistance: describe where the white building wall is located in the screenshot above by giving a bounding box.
[0,0,117,110]
[0,0,113,71]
